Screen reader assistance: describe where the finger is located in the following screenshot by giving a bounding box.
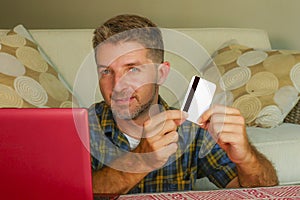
[208,122,245,139]
[157,110,188,124]
[216,132,240,152]
[173,117,187,126]
[212,105,241,115]
[216,131,252,164]
[144,110,188,134]
[150,131,179,149]
[143,119,178,138]
[210,114,245,126]
[207,113,245,137]
[161,142,178,156]
[140,142,178,171]
[217,131,250,153]
[199,105,241,123]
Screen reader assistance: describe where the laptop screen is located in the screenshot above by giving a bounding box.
[0,108,93,200]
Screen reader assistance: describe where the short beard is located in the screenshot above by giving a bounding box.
[111,87,157,120]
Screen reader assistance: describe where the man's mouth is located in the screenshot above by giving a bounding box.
[112,96,135,105]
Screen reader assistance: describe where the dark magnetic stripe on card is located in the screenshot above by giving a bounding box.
[183,76,200,112]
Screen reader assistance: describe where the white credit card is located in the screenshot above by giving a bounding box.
[181,76,216,125]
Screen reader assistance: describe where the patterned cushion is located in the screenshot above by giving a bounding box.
[203,43,300,128]
[284,100,300,124]
[0,25,76,108]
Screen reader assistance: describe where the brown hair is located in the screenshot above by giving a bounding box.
[93,14,164,63]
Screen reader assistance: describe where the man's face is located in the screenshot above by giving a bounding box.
[96,41,159,120]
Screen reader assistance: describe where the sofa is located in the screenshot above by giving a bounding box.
[0,25,299,190]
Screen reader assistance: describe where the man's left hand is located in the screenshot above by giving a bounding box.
[198,105,252,165]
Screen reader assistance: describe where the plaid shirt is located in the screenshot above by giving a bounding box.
[89,97,237,194]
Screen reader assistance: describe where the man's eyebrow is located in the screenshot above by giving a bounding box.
[125,62,138,66]
[97,64,108,69]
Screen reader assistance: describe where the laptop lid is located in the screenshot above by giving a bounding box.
[0,108,93,200]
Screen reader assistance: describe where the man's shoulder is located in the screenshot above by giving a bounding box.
[88,101,112,121]
[88,101,108,113]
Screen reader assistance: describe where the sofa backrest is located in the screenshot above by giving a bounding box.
[0,28,271,107]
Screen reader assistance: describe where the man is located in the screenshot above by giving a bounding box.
[89,14,278,194]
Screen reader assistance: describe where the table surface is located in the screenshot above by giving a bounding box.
[118,185,300,200]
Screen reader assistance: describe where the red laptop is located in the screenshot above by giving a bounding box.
[0,108,93,200]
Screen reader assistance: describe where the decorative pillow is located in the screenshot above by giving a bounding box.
[203,43,300,128]
[284,99,300,125]
[0,25,76,108]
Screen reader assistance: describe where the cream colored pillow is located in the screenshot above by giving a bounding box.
[0,25,77,108]
[204,43,300,128]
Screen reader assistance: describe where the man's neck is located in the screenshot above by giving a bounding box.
[115,117,144,140]
[115,95,160,140]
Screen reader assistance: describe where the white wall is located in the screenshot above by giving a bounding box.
[1,0,299,50]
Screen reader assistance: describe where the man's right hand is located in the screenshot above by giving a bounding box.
[133,110,188,171]
[92,110,188,194]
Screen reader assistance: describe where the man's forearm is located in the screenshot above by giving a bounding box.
[92,150,152,194]
[236,144,279,188]
[92,166,147,194]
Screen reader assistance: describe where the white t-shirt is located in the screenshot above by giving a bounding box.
[123,133,140,150]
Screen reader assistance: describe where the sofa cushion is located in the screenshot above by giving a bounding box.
[247,123,300,185]
[204,43,300,128]
[195,122,300,190]
[0,25,76,108]
[284,100,300,124]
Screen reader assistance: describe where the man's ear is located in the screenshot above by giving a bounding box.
[157,61,170,85]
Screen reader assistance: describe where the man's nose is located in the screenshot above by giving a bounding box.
[113,72,129,92]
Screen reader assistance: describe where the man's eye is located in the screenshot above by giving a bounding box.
[99,69,111,75]
[129,67,140,73]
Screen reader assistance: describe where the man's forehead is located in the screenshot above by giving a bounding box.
[96,41,147,65]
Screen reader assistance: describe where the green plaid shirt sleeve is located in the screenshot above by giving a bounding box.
[88,97,237,193]
[89,102,130,171]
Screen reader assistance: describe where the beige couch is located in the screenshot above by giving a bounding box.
[1,26,299,190]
